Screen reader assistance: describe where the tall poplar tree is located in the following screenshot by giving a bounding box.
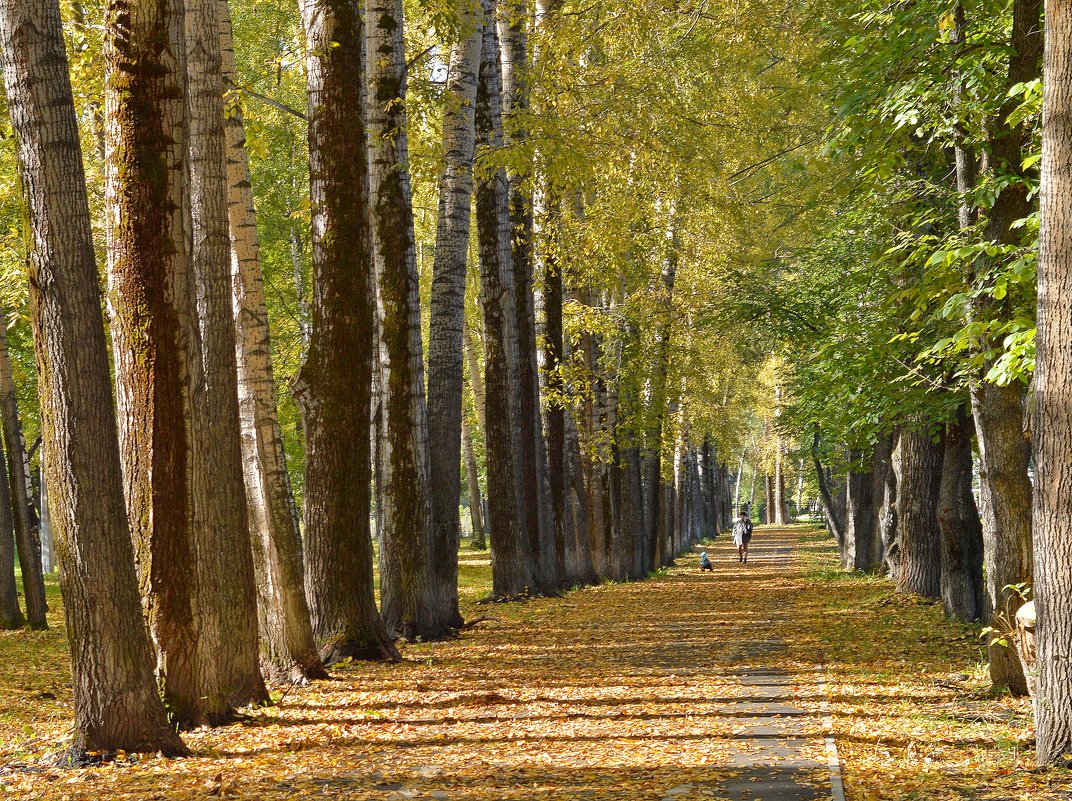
[427,6,483,630]
[298,0,397,663]
[366,0,448,640]
[184,0,267,709]
[0,0,184,754]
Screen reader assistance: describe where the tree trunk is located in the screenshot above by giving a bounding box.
[498,0,557,594]
[0,427,21,628]
[938,406,984,622]
[366,0,446,640]
[774,445,787,525]
[427,9,482,630]
[880,429,901,577]
[895,427,943,598]
[1034,0,1072,761]
[969,0,1041,697]
[298,0,397,664]
[1,0,184,753]
[185,0,267,711]
[462,411,486,550]
[474,0,534,598]
[812,428,844,545]
[220,0,324,684]
[844,448,876,571]
[0,324,46,627]
[105,0,210,727]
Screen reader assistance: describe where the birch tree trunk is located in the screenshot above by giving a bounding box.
[1034,0,1072,761]
[475,0,534,598]
[427,9,482,630]
[220,0,324,683]
[1,0,184,754]
[0,323,46,627]
[298,0,397,663]
[366,0,446,640]
[185,0,267,711]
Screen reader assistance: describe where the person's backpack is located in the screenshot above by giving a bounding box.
[744,518,754,538]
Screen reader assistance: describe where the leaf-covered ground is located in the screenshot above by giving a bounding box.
[0,529,1068,800]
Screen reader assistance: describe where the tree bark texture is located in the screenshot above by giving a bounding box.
[970,0,1041,697]
[105,0,211,727]
[937,406,984,622]
[2,0,184,753]
[185,0,267,711]
[844,448,875,572]
[894,427,943,598]
[499,0,556,593]
[0,438,19,628]
[366,0,444,640]
[475,0,534,598]
[426,9,482,629]
[1034,0,1072,761]
[0,323,46,627]
[220,0,324,684]
[298,0,397,664]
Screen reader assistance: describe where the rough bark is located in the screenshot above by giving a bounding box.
[366,0,445,640]
[499,0,556,593]
[474,0,534,598]
[0,324,46,627]
[894,427,943,598]
[970,0,1041,697]
[220,0,324,684]
[1034,0,1072,761]
[0,429,21,628]
[1,0,184,753]
[426,9,482,631]
[185,0,267,711]
[105,0,209,727]
[298,0,397,664]
[844,448,876,571]
[937,406,984,622]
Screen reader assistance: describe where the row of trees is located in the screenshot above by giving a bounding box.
[759,0,1072,765]
[0,0,765,757]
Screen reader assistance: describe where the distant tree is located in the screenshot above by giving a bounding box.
[0,322,45,627]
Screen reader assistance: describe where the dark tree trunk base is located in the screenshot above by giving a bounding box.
[319,638,400,666]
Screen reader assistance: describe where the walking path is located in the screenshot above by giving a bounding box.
[22,529,840,800]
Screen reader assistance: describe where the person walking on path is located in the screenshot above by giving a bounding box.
[733,511,752,563]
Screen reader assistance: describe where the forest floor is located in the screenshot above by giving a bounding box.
[0,528,1068,800]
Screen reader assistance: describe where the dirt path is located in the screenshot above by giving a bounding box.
[12,528,837,800]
